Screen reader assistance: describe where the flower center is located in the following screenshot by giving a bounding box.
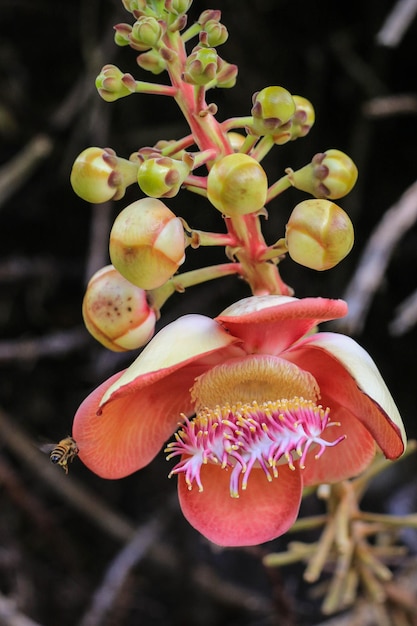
[165,397,345,498]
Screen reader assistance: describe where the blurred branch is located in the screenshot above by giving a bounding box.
[79,514,167,626]
[0,327,88,363]
[362,93,417,118]
[335,179,417,334]
[376,0,417,48]
[390,287,417,335]
[0,407,135,542]
[0,593,43,626]
[0,135,53,211]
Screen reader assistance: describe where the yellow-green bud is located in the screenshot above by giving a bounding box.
[201,20,228,47]
[287,149,358,200]
[114,23,132,47]
[137,156,191,198]
[207,153,268,216]
[137,49,166,74]
[285,199,354,271]
[215,57,238,88]
[70,147,139,203]
[250,86,296,136]
[198,9,221,25]
[183,46,218,85]
[227,132,245,152]
[131,16,164,49]
[109,198,186,290]
[82,265,157,351]
[165,0,193,15]
[95,64,137,102]
[289,95,315,140]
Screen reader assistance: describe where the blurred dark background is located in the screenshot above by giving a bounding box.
[1,0,417,624]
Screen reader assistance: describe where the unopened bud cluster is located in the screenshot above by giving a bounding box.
[72,0,359,350]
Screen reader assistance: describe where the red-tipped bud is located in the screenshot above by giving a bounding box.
[200,20,228,47]
[250,86,296,136]
[136,49,166,74]
[109,198,186,290]
[207,153,268,216]
[289,95,315,140]
[137,155,192,198]
[215,57,238,88]
[183,46,219,85]
[95,64,137,102]
[130,16,165,49]
[114,23,132,47]
[287,149,358,200]
[70,147,139,203]
[285,199,354,271]
[165,0,192,15]
[82,265,157,351]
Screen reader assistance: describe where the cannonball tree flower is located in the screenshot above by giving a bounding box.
[72,296,406,547]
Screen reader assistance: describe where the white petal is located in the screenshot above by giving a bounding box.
[220,295,298,317]
[100,314,239,405]
[303,331,406,447]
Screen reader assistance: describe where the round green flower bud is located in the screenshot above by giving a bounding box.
[137,156,191,198]
[70,147,117,203]
[251,86,296,136]
[165,0,192,15]
[95,64,136,102]
[137,50,166,75]
[201,20,228,47]
[109,198,186,290]
[207,153,268,216]
[290,95,315,139]
[183,46,219,85]
[287,149,358,200]
[82,265,157,351]
[70,147,139,203]
[131,16,164,49]
[285,199,354,271]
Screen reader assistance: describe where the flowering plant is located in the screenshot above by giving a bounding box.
[73,294,405,546]
[61,0,411,613]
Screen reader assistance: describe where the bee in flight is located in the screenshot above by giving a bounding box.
[49,436,79,474]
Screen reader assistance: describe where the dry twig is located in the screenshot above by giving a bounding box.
[0,592,43,626]
[78,515,167,626]
[335,179,417,334]
[376,0,417,48]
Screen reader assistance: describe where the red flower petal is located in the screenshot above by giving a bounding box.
[216,296,348,355]
[284,337,405,460]
[73,356,229,479]
[301,406,376,486]
[177,463,302,546]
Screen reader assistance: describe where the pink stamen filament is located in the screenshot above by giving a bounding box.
[165,398,345,498]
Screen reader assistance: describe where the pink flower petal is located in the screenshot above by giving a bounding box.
[216,296,348,355]
[301,406,376,486]
[73,348,241,479]
[284,333,405,461]
[177,462,302,546]
[101,314,243,406]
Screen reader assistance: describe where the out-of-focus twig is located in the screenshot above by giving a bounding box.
[376,0,417,48]
[389,287,417,335]
[0,135,53,211]
[335,179,417,334]
[0,327,88,363]
[362,93,417,118]
[78,514,167,626]
[0,592,43,626]
[0,407,135,542]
